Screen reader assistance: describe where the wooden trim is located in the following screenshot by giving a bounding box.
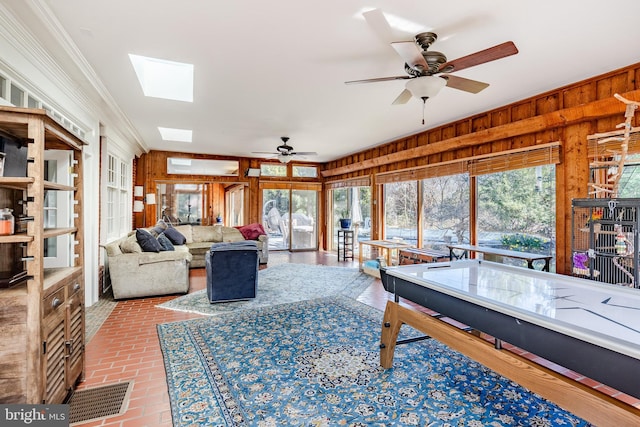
[468,144,560,176]
[322,89,640,177]
[374,142,560,183]
[325,176,371,189]
[380,301,640,426]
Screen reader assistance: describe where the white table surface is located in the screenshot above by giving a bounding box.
[385,260,640,360]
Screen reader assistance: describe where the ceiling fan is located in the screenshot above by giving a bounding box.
[252,137,318,163]
[346,9,518,119]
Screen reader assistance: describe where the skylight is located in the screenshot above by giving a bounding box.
[158,127,193,142]
[129,54,194,102]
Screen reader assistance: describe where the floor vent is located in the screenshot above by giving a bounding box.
[68,380,133,425]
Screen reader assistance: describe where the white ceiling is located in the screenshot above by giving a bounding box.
[7,0,640,162]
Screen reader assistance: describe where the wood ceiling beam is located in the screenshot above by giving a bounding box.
[321,89,640,178]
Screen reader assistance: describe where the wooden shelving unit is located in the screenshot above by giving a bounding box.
[0,106,85,404]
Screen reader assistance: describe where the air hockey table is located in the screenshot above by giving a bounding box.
[379,260,640,426]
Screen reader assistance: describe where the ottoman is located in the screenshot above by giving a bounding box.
[205,241,259,303]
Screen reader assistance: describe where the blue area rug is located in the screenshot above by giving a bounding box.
[157,296,589,426]
[156,263,374,316]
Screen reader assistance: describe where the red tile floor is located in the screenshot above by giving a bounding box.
[75,252,639,426]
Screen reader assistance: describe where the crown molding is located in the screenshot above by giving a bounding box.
[0,1,147,155]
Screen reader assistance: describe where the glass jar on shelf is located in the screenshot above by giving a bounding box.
[0,207,15,236]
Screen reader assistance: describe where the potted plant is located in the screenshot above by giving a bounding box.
[338,209,351,230]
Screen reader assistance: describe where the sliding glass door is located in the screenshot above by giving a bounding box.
[290,189,317,250]
[262,187,318,251]
[263,189,290,250]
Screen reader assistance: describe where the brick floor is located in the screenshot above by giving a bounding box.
[76,252,639,426]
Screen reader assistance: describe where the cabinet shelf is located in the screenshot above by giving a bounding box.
[43,227,77,239]
[44,181,75,191]
[0,232,32,243]
[0,176,34,190]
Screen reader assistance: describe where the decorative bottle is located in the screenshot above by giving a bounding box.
[0,207,14,236]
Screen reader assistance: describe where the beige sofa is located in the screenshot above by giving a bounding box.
[103,233,192,299]
[103,224,268,299]
[172,224,269,268]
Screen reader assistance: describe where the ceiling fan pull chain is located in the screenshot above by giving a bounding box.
[422,97,427,125]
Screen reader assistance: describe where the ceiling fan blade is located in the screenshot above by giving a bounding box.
[441,75,489,94]
[439,41,518,73]
[362,8,396,44]
[345,75,411,85]
[252,151,279,154]
[392,89,413,105]
[391,41,428,72]
[291,151,318,155]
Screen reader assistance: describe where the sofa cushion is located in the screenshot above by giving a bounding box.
[104,239,123,257]
[157,233,175,251]
[164,226,187,245]
[136,228,161,252]
[222,227,245,242]
[192,225,222,243]
[120,234,142,254]
[172,225,193,244]
[236,223,266,240]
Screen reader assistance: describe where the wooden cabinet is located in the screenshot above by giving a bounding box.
[0,106,85,404]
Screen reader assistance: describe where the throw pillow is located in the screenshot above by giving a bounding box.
[136,228,161,252]
[157,233,175,251]
[173,225,193,244]
[164,227,187,245]
[236,223,266,240]
[119,234,142,254]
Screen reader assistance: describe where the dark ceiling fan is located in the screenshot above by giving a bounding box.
[252,137,318,163]
[346,9,519,107]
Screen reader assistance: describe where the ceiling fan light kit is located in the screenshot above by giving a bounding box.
[405,76,446,100]
[277,153,293,163]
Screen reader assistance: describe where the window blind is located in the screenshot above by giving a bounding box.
[468,144,560,176]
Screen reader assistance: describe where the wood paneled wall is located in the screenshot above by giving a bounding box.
[135,63,640,274]
[321,63,640,274]
[134,151,324,230]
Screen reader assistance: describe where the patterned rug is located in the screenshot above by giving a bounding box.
[157,296,589,426]
[156,263,374,316]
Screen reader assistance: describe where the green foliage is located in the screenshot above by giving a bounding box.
[501,233,549,251]
[477,166,555,237]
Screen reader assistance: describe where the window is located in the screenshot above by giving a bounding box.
[0,70,86,138]
[617,154,640,198]
[166,157,238,176]
[292,165,318,178]
[384,181,417,244]
[0,76,6,100]
[43,151,73,268]
[27,95,38,109]
[10,83,24,107]
[477,165,556,270]
[422,174,470,250]
[260,164,287,177]
[106,153,131,240]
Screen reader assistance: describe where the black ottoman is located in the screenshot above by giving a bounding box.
[205,241,259,303]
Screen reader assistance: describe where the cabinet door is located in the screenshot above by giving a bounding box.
[42,288,66,404]
[65,286,84,389]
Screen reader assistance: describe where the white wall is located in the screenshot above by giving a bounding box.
[0,2,143,306]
